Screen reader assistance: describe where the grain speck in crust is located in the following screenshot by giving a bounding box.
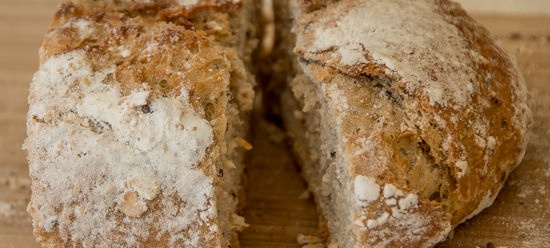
[118,191,148,218]
[126,173,161,201]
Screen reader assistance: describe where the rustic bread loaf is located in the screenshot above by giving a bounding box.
[26,0,532,247]
[278,0,532,247]
[25,0,256,247]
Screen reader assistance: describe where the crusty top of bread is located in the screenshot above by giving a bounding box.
[41,0,245,96]
[26,1,253,246]
[292,0,532,246]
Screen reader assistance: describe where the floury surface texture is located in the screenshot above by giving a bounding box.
[25,0,256,247]
[280,0,531,247]
[24,0,532,247]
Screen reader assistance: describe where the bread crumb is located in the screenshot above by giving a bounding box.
[297,233,323,245]
[235,137,253,150]
[230,213,249,231]
[298,189,311,200]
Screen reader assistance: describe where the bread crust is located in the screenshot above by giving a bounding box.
[26,1,255,247]
[284,0,532,246]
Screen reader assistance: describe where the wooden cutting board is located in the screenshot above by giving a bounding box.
[0,1,548,247]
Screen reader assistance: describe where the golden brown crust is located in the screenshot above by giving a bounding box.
[430,0,532,224]
[27,0,255,247]
[285,0,532,246]
[42,0,240,97]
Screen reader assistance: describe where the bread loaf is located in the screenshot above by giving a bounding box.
[276,0,532,247]
[25,0,257,247]
[26,0,533,247]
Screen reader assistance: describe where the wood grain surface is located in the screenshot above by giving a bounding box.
[0,1,548,247]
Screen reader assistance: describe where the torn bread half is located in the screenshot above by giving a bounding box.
[279,0,532,247]
[25,0,256,247]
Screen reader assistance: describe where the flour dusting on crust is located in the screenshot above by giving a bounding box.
[289,0,533,247]
[298,0,480,109]
[26,51,216,247]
